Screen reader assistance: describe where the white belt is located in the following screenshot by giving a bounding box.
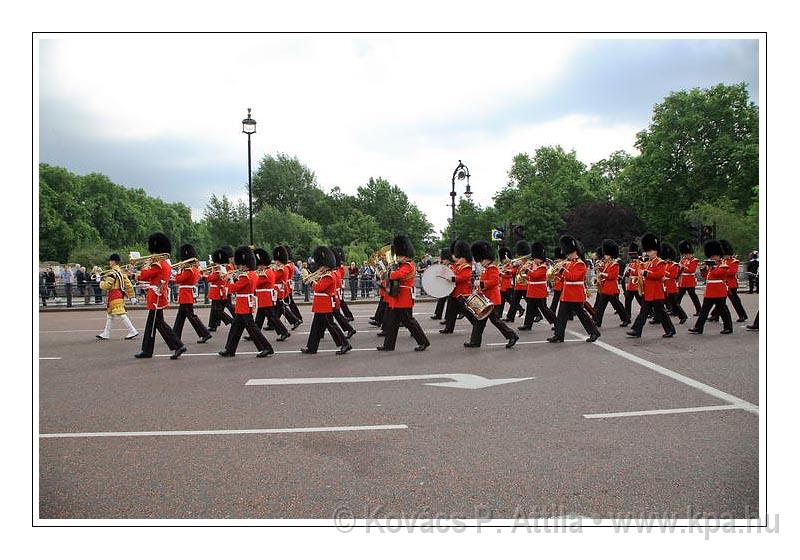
[235,294,251,298]
[178,285,195,289]
[707,279,725,283]
[314,292,333,297]
[529,281,547,285]
[680,273,694,276]
[255,289,270,292]
[564,281,584,285]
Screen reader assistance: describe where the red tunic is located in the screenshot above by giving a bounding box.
[664,262,680,294]
[559,259,587,303]
[273,266,287,300]
[480,263,502,305]
[206,265,227,300]
[388,261,416,309]
[641,258,667,302]
[599,260,621,296]
[228,271,257,315]
[704,261,730,298]
[138,259,171,310]
[255,268,276,308]
[724,257,740,289]
[678,257,699,288]
[452,262,473,298]
[525,264,548,299]
[514,262,528,291]
[311,272,337,313]
[175,266,200,304]
[500,263,514,292]
[625,260,642,292]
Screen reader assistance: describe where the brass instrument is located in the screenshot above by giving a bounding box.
[368,244,395,280]
[511,254,531,268]
[129,253,171,270]
[171,257,199,270]
[547,259,564,282]
[301,266,330,285]
[94,265,132,277]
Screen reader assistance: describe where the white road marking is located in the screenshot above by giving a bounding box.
[246,373,535,390]
[39,357,61,360]
[486,339,583,346]
[584,404,744,419]
[569,329,759,415]
[39,423,408,439]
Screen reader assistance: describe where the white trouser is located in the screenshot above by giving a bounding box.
[100,314,138,338]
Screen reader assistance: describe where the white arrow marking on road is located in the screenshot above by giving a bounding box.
[246,373,534,390]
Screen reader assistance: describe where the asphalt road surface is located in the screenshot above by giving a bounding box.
[38,295,760,520]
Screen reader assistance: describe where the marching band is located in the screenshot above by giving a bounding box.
[90,229,756,359]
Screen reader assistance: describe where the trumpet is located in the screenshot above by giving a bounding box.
[171,257,199,270]
[129,253,171,269]
[511,254,531,267]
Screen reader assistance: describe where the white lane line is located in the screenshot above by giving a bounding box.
[246,373,534,389]
[39,357,62,360]
[153,348,377,358]
[584,404,744,419]
[486,338,583,347]
[570,330,759,415]
[40,423,408,439]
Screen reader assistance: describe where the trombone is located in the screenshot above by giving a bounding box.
[128,253,171,270]
[171,257,199,270]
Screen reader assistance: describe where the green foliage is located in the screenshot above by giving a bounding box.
[251,152,320,215]
[683,190,759,254]
[253,204,325,258]
[443,198,501,244]
[202,194,248,249]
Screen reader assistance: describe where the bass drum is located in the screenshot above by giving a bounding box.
[421,263,455,299]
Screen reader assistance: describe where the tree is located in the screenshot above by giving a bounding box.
[253,204,325,259]
[617,83,758,240]
[683,189,759,255]
[561,201,645,250]
[585,150,633,201]
[202,194,248,248]
[250,152,320,215]
[443,198,502,244]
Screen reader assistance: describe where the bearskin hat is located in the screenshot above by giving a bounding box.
[602,239,619,259]
[554,246,564,260]
[559,235,580,256]
[515,240,531,257]
[331,246,345,266]
[660,242,677,261]
[453,240,472,261]
[179,244,197,261]
[220,245,234,259]
[640,233,660,253]
[704,240,723,259]
[108,253,120,263]
[440,247,453,262]
[678,240,693,255]
[254,248,271,267]
[719,239,734,256]
[594,246,603,259]
[273,245,289,264]
[498,246,511,260]
[234,245,256,270]
[628,242,639,255]
[313,245,337,269]
[471,240,495,263]
[148,232,171,255]
[392,235,415,259]
[284,245,294,261]
[530,241,546,260]
[211,248,227,264]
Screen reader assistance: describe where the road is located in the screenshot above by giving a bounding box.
[38,295,760,519]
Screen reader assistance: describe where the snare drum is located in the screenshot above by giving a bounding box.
[463,292,494,321]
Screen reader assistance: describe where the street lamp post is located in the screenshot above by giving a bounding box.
[242,108,257,245]
[450,160,472,240]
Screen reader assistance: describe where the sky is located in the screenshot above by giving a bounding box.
[38,34,759,233]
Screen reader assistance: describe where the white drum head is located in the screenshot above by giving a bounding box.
[422,264,455,299]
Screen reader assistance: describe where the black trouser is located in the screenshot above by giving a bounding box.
[173,303,211,340]
[373,299,388,326]
[432,297,446,319]
[553,301,600,339]
[692,297,733,333]
[288,293,303,322]
[590,293,630,327]
[470,307,517,345]
[549,290,562,314]
[333,308,356,335]
[280,298,301,325]
[208,299,233,329]
[624,289,644,319]
[748,275,758,293]
[505,290,526,321]
[665,293,687,322]
[523,297,556,328]
[752,312,759,328]
[255,306,290,337]
[350,278,358,300]
[93,285,103,303]
[631,299,674,335]
[224,313,273,354]
[676,287,702,314]
[339,298,354,322]
[305,312,346,352]
[496,290,512,318]
[225,295,235,316]
[140,309,183,356]
[444,296,477,331]
[64,283,73,306]
[381,308,430,350]
[709,288,747,321]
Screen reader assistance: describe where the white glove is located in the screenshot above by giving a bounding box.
[130,297,138,305]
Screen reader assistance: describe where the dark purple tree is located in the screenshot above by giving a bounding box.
[560,202,645,250]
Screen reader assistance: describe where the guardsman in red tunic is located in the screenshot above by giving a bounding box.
[548,235,601,343]
[134,232,186,359]
[591,239,631,328]
[626,233,676,338]
[301,246,351,355]
[377,235,430,351]
[496,246,515,319]
[206,247,234,331]
[519,242,557,330]
[659,242,688,324]
[172,244,212,343]
[464,241,519,348]
[331,247,357,339]
[218,246,274,358]
[688,240,734,334]
[676,240,702,315]
[548,246,565,315]
[504,240,530,322]
[709,239,748,323]
[249,248,290,341]
[622,242,645,320]
[283,246,304,324]
[440,240,478,334]
[272,246,302,330]
[430,247,453,320]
